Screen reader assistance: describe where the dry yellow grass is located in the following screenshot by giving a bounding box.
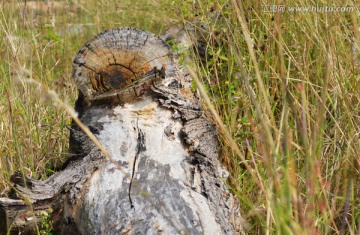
[175,0,359,233]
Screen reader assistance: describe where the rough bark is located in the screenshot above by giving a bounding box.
[0,28,242,235]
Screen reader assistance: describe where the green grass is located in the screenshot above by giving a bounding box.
[1,0,359,234]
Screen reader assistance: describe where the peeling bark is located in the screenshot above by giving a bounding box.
[0,28,242,235]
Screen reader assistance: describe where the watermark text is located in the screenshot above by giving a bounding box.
[262,5,357,13]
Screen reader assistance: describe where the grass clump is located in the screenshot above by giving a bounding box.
[170,0,360,234]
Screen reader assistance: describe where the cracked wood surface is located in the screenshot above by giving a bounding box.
[0,28,242,235]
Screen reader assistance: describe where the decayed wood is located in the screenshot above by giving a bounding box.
[0,28,242,235]
[72,28,174,108]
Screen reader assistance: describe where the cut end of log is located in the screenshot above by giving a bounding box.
[72,28,175,104]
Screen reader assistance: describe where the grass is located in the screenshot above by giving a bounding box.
[0,0,359,234]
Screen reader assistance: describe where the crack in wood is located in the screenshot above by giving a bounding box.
[92,66,165,103]
[139,34,149,53]
[85,43,98,56]
[140,54,171,69]
[73,60,96,73]
[128,119,146,208]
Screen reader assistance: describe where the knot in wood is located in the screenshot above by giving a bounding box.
[72,28,174,104]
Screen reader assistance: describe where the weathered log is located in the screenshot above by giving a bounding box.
[0,28,242,234]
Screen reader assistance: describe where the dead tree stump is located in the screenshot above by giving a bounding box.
[0,28,241,235]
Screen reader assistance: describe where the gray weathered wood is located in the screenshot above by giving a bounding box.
[0,28,242,235]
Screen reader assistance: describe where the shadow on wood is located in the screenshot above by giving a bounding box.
[0,28,242,235]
